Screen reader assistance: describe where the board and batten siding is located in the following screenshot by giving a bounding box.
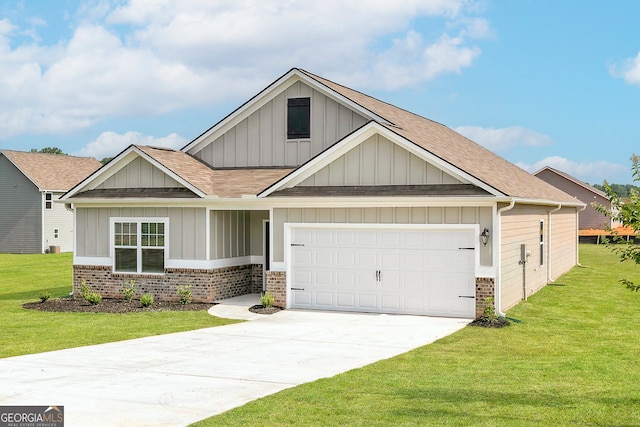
[193,81,368,168]
[96,157,182,189]
[272,206,492,265]
[500,204,578,311]
[209,210,269,260]
[76,207,206,260]
[300,134,462,186]
[43,192,74,252]
[0,155,42,253]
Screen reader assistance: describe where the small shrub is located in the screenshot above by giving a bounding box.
[140,293,154,307]
[120,279,137,302]
[86,292,102,305]
[176,284,192,305]
[260,291,275,308]
[38,290,51,303]
[79,280,91,300]
[482,297,498,321]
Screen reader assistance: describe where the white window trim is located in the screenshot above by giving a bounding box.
[110,217,169,275]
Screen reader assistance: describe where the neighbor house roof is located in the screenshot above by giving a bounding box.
[297,69,579,204]
[534,166,608,199]
[0,150,101,191]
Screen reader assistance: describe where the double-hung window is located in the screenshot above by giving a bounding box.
[113,219,167,274]
[45,193,52,209]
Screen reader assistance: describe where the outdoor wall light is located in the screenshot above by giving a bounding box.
[480,228,490,246]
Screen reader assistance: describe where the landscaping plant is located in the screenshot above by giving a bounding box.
[140,293,154,307]
[38,290,51,303]
[177,285,193,304]
[260,291,275,308]
[120,279,137,302]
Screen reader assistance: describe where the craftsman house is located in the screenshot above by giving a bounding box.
[62,68,584,318]
[0,150,101,253]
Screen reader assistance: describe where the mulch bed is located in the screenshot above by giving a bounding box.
[23,298,214,314]
[248,304,282,315]
[469,317,511,328]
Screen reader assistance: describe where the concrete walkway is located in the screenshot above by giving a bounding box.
[0,297,470,427]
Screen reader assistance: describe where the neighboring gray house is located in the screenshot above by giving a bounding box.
[62,68,584,318]
[534,166,611,230]
[0,150,101,253]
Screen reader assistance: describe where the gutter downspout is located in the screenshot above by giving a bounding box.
[547,204,562,282]
[576,204,587,266]
[496,200,516,317]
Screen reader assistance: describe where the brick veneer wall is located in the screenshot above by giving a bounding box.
[475,277,496,318]
[73,264,263,303]
[265,270,286,307]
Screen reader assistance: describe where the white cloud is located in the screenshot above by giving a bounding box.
[0,0,490,140]
[454,125,552,151]
[610,51,640,86]
[516,156,628,186]
[75,131,187,159]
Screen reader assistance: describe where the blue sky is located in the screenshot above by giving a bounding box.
[0,1,639,185]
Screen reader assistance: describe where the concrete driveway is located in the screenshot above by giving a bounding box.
[0,299,469,427]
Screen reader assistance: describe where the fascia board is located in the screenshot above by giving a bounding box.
[258,122,503,198]
[182,69,390,155]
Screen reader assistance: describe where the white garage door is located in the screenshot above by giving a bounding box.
[289,227,476,318]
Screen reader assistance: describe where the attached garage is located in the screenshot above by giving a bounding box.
[287,225,477,318]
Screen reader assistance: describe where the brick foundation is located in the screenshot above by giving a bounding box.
[475,277,496,318]
[73,264,264,303]
[265,270,286,307]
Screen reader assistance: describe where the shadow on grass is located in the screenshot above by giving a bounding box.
[390,387,640,426]
[0,287,70,301]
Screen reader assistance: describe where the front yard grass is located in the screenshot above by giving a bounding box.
[193,244,640,426]
[0,253,240,358]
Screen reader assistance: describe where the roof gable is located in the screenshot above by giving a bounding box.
[0,150,100,191]
[260,122,499,198]
[182,68,388,157]
[534,166,608,199]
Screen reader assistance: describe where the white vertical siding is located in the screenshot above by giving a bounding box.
[299,134,462,186]
[75,207,206,260]
[193,81,368,168]
[97,157,182,189]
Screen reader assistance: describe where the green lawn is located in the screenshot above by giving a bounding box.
[193,244,640,426]
[0,253,240,358]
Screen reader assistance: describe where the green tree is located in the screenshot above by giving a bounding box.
[595,154,640,292]
[31,147,66,155]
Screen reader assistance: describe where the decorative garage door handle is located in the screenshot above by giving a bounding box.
[291,287,305,291]
[458,247,474,250]
[291,243,305,247]
[458,295,475,299]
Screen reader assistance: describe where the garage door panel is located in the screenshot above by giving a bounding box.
[356,293,377,309]
[290,227,475,318]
